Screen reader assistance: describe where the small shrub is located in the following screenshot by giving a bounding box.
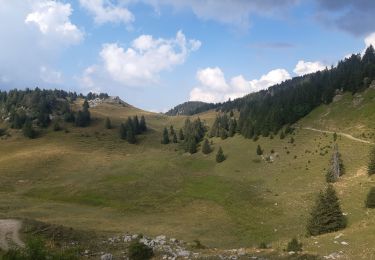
[286,238,302,252]
[192,239,206,249]
[128,240,154,260]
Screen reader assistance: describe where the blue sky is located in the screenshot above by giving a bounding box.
[1,0,375,112]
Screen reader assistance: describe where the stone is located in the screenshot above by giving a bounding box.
[101,253,113,260]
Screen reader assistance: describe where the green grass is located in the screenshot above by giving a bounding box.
[0,93,375,258]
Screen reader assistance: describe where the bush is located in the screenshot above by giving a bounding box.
[286,238,302,252]
[365,187,375,208]
[216,147,225,163]
[128,240,154,260]
[53,121,62,131]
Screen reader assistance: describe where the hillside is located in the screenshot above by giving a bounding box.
[165,101,215,116]
[0,87,375,259]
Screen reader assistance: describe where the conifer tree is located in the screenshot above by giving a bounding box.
[126,125,137,144]
[120,123,127,140]
[105,117,112,129]
[365,187,375,208]
[202,138,211,154]
[161,127,170,144]
[133,115,140,134]
[307,185,346,236]
[187,137,197,154]
[216,146,225,163]
[140,115,147,132]
[23,118,37,139]
[170,125,175,136]
[256,145,263,155]
[178,128,184,140]
[228,119,237,137]
[368,146,375,176]
[172,132,178,143]
[220,129,228,140]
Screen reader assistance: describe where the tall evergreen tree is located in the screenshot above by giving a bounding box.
[170,125,175,136]
[126,124,137,144]
[120,123,127,140]
[178,128,184,140]
[307,185,347,236]
[133,115,140,134]
[23,118,37,139]
[161,127,170,144]
[139,115,147,132]
[216,147,225,163]
[105,117,112,129]
[202,138,211,154]
[368,146,375,176]
[187,137,197,154]
[75,100,91,127]
[365,187,375,208]
[172,132,178,143]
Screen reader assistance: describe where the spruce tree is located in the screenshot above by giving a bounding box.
[172,132,178,143]
[139,115,147,132]
[178,128,184,140]
[120,123,127,140]
[23,118,37,139]
[170,125,175,136]
[220,129,228,140]
[256,145,263,155]
[216,146,225,163]
[187,137,197,154]
[126,125,137,144]
[133,116,140,134]
[365,187,375,208]
[161,127,170,144]
[105,117,112,129]
[368,146,375,176]
[307,185,346,236]
[228,119,237,137]
[202,138,211,154]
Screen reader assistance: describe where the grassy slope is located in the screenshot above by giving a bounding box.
[0,91,374,258]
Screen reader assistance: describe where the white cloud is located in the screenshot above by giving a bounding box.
[40,66,62,84]
[79,0,134,25]
[25,0,83,45]
[189,67,291,103]
[364,32,375,48]
[81,30,201,89]
[293,60,326,76]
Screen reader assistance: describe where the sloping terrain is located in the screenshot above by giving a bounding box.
[0,94,374,258]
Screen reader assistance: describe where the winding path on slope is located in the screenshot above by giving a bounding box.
[303,127,374,145]
[0,219,24,251]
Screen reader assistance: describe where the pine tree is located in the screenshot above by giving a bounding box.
[256,145,263,155]
[133,116,140,134]
[202,138,211,154]
[228,119,237,137]
[368,146,375,176]
[23,118,37,139]
[161,127,170,144]
[220,129,228,140]
[105,117,112,129]
[216,147,225,163]
[120,123,127,140]
[187,137,197,154]
[126,125,137,144]
[307,185,346,236]
[178,128,184,140]
[170,125,175,136]
[365,187,375,208]
[139,115,147,132]
[172,132,178,143]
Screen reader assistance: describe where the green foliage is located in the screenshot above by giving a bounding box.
[216,147,225,163]
[105,117,112,129]
[258,242,268,249]
[202,138,211,154]
[128,240,154,260]
[178,128,184,140]
[210,114,237,139]
[161,127,170,144]
[23,118,37,139]
[53,121,62,132]
[192,239,206,249]
[365,187,375,208]
[256,145,263,155]
[307,185,347,236]
[119,115,146,144]
[139,115,147,132]
[333,132,337,142]
[368,146,375,176]
[75,100,91,127]
[286,238,303,252]
[181,118,206,153]
[169,125,175,135]
[172,132,178,143]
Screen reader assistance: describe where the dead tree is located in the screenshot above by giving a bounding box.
[326,144,344,183]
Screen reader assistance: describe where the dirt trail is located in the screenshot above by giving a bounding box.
[0,219,24,251]
[303,127,374,145]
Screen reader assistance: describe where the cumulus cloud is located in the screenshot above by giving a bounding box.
[40,66,63,84]
[293,60,326,76]
[80,30,201,90]
[365,32,375,48]
[25,0,83,45]
[189,67,291,103]
[79,0,134,25]
[315,0,375,36]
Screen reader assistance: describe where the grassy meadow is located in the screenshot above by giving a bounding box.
[0,91,375,258]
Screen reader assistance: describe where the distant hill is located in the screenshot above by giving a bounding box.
[165,101,216,116]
